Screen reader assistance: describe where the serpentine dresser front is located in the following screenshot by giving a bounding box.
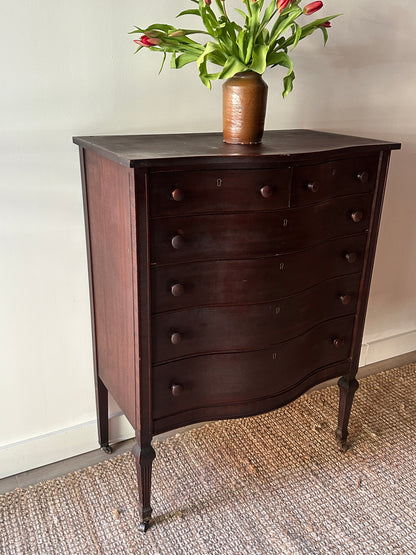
[74,130,400,531]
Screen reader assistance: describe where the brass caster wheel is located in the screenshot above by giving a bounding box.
[139,521,149,533]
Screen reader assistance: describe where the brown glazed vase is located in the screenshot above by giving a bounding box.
[222,71,268,145]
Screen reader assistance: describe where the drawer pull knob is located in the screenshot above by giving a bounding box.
[357,171,369,184]
[171,188,184,202]
[170,332,182,345]
[260,185,273,199]
[339,294,352,305]
[171,234,185,249]
[307,181,319,193]
[350,210,363,223]
[171,283,185,297]
[332,337,344,348]
[344,252,358,264]
[170,383,184,397]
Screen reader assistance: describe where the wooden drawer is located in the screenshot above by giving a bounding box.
[150,193,372,264]
[151,234,367,313]
[152,274,361,364]
[149,168,291,217]
[291,155,379,206]
[152,316,355,420]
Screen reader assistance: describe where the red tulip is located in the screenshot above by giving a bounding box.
[277,0,291,11]
[320,20,331,28]
[303,1,323,15]
[134,35,161,47]
[204,0,211,5]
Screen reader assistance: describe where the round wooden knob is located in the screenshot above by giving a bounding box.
[357,171,369,184]
[307,181,319,193]
[350,210,363,223]
[332,337,344,348]
[339,294,352,305]
[171,283,184,297]
[170,332,182,345]
[260,185,273,199]
[171,188,184,202]
[170,383,184,397]
[344,252,358,264]
[171,234,185,249]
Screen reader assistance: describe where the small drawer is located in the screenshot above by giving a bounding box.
[151,274,361,364]
[149,168,291,217]
[291,155,379,206]
[151,234,367,313]
[152,316,355,421]
[150,193,373,265]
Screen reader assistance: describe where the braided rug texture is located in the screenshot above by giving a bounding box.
[1,363,416,555]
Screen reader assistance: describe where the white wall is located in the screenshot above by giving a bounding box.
[1,0,415,478]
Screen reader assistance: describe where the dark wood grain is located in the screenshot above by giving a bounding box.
[73,130,400,169]
[150,194,373,265]
[151,234,367,312]
[152,274,360,364]
[82,149,136,426]
[291,155,379,206]
[152,316,355,421]
[153,360,351,435]
[149,167,291,217]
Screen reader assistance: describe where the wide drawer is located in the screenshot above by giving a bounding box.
[152,316,355,420]
[152,274,361,364]
[150,193,373,264]
[291,155,379,206]
[151,234,367,313]
[149,168,291,217]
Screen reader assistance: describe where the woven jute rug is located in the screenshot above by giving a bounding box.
[1,363,416,554]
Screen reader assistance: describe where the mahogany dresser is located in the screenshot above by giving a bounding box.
[74,130,400,531]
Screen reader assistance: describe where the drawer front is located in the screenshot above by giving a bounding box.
[151,234,367,313]
[152,274,361,364]
[150,193,372,264]
[291,155,379,206]
[150,168,291,217]
[152,316,355,420]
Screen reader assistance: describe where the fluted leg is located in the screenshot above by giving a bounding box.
[335,376,359,451]
[133,443,156,532]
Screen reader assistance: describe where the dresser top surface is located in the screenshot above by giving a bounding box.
[73,129,400,168]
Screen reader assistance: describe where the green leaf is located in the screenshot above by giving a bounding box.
[234,8,248,24]
[291,22,302,50]
[158,51,167,73]
[177,9,200,17]
[282,70,295,97]
[197,41,225,71]
[172,51,201,68]
[319,25,329,45]
[250,44,269,74]
[218,56,249,79]
[270,7,302,45]
[261,0,277,28]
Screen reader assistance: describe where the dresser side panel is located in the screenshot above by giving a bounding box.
[84,149,136,426]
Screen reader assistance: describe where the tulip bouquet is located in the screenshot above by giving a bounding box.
[131,0,339,97]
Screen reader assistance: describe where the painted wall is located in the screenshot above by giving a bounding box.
[1,0,415,477]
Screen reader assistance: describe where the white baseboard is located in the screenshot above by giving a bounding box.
[0,413,135,480]
[2,330,415,479]
[360,328,416,367]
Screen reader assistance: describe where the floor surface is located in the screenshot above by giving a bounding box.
[1,350,415,496]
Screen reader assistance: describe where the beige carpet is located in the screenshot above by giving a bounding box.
[1,363,416,554]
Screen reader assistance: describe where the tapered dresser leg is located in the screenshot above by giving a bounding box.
[96,377,112,454]
[133,443,156,532]
[335,376,359,451]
